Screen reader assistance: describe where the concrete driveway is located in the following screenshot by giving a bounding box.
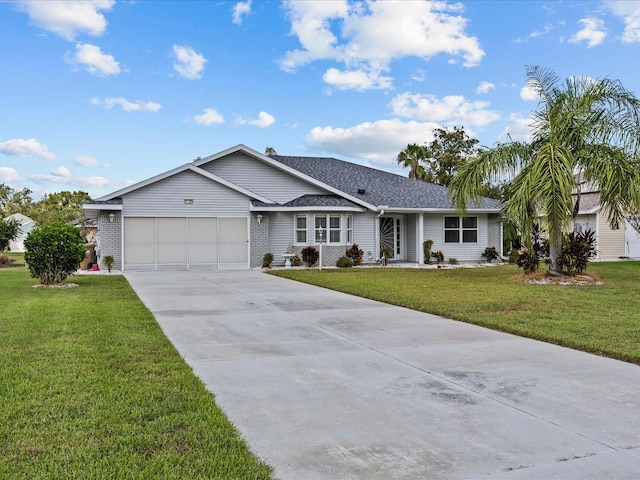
[125,270,640,479]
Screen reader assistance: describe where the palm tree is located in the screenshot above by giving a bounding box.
[396,143,427,180]
[450,65,640,274]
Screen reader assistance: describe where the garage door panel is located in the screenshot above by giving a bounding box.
[124,244,155,265]
[219,218,247,242]
[157,218,187,242]
[188,218,217,242]
[219,242,248,264]
[188,243,218,264]
[125,217,155,242]
[124,216,248,271]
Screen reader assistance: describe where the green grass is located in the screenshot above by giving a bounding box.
[0,268,272,480]
[271,262,640,364]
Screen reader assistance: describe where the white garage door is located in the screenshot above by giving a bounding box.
[124,217,248,271]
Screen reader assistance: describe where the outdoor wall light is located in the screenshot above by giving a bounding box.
[256,214,263,225]
[108,213,115,223]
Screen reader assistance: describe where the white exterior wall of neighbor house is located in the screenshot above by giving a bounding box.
[487,214,502,256]
[423,212,490,262]
[201,153,327,203]
[406,214,417,263]
[572,212,625,259]
[625,220,640,258]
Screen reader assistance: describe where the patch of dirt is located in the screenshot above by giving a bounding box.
[510,271,603,286]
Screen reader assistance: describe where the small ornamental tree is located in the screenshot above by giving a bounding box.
[301,246,319,267]
[24,222,86,285]
[0,217,20,251]
[345,244,363,265]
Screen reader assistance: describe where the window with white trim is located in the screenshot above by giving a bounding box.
[314,214,343,244]
[346,215,353,244]
[444,216,478,243]
[295,215,307,244]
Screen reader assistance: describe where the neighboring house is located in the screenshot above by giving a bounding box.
[6,213,35,252]
[571,174,640,259]
[82,144,503,271]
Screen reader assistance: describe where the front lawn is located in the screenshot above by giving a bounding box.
[0,268,272,480]
[271,262,640,364]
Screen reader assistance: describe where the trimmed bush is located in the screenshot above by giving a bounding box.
[336,256,353,268]
[301,246,319,267]
[482,246,500,263]
[24,222,86,285]
[345,244,363,265]
[423,240,433,264]
[558,229,597,275]
[262,252,274,268]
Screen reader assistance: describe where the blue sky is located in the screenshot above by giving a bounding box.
[2,0,640,200]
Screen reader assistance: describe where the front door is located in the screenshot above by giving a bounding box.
[380,216,403,260]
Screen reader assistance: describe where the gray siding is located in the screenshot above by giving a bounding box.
[268,212,295,266]
[353,212,377,263]
[406,214,417,262]
[123,170,250,217]
[250,214,269,268]
[202,153,327,203]
[424,213,490,262]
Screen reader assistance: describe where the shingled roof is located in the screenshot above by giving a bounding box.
[271,155,502,211]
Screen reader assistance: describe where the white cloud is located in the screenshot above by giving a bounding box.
[605,0,640,43]
[0,167,20,183]
[250,111,275,127]
[569,17,606,47]
[237,111,276,128]
[14,0,114,41]
[0,138,56,161]
[68,43,120,76]
[306,119,441,165]
[90,97,161,112]
[280,0,484,91]
[193,108,225,125]
[51,166,71,177]
[232,0,252,25]
[74,154,109,167]
[390,92,500,127]
[172,45,207,80]
[497,115,533,143]
[323,67,393,91]
[520,84,539,101]
[476,81,495,94]
[529,23,552,39]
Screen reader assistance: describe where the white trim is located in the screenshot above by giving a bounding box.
[251,205,366,212]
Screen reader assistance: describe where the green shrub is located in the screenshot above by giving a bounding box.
[336,256,353,268]
[301,246,319,267]
[345,244,363,265]
[515,248,539,274]
[558,229,597,275]
[423,239,433,264]
[448,257,458,265]
[24,222,86,285]
[482,246,500,263]
[432,250,444,264]
[0,217,20,251]
[102,255,115,272]
[262,252,274,268]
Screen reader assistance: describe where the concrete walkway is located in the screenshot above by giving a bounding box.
[125,270,640,479]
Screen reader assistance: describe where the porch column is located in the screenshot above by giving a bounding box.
[417,213,424,264]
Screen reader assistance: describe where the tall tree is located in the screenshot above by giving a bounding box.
[396,143,427,180]
[28,191,92,226]
[0,184,33,217]
[423,126,479,186]
[450,65,640,274]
